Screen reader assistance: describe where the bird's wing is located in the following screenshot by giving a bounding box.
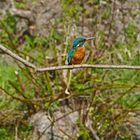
[67,48,75,65]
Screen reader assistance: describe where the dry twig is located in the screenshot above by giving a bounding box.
[1,44,140,72]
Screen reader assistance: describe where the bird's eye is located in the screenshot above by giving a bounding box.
[78,41,84,47]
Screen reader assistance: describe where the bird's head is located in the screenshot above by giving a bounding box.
[72,37,95,48]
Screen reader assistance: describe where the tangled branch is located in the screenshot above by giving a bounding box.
[1,44,140,72]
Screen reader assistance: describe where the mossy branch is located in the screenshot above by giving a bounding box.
[1,44,140,72]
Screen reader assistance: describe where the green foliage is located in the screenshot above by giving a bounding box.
[122,92,140,108]
[19,124,33,139]
[0,0,140,139]
[0,14,18,48]
[101,7,111,19]
[24,35,49,48]
[15,2,26,9]
[76,118,90,140]
[0,63,16,89]
[62,0,83,21]
[78,130,90,140]
[125,23,137,38]
[0,14,16,34]
[0,128,13,140]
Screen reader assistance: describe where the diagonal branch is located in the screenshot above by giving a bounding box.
[0,44,36,69]
[1,44,140,72]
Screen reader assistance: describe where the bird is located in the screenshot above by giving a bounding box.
[67,37,95,65]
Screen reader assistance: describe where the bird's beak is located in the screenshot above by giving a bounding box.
[86,37,95,41]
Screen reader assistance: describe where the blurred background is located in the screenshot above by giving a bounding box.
[0,0,140,140]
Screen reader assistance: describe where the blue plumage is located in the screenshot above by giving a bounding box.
[67,37,86,65]
[72,37,86,48]
[67,48,75,64]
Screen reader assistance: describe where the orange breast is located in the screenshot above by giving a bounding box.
[70,46,85,64]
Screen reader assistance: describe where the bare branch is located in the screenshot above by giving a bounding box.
[36,64,140,72]
[1,44,140,72]
[0,44,36,69]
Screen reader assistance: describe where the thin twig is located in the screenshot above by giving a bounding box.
[86,118,100,140]
[1,44,140,72]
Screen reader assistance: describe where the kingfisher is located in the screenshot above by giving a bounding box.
[67,37,95,65]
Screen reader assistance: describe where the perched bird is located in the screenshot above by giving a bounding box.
[67,37,95,65]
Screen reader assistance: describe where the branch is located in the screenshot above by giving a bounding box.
[86,118,100,140]
[36,64,140,72]
[1,44,140,72]
[0,44,36,69]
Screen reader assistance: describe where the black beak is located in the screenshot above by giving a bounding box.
[86,37,95,41]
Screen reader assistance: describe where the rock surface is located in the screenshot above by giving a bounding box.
[30,109,79,140]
